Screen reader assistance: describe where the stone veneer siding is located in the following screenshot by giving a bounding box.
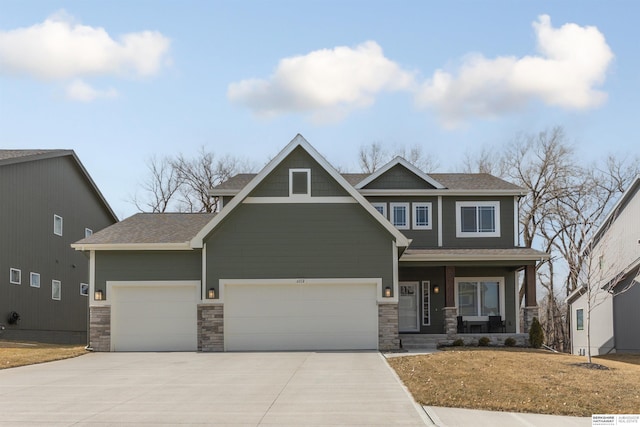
[443,307,458,336]
[89,306,111,352]
[522,306,540,334]
[378,303,399,350]
[198,304,224,352]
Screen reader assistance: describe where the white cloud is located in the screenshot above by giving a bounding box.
[65,79,118,102]
[415,15,614,128]
[0,11,170,101]
[228,41,414,122]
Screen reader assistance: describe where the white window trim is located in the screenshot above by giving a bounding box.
[85,228,93,238]
[289,168,311,197]
[455,201,501,238]
[576,308,584,331]
[390,203,410,230]
[422,281,431,326]
[54,214,63,236]
[10,268,21,285]
[371,202,387,218]
[80,283,89,296]
[412,202,433,230]
[52,280,61,300]
[30,272,40,288]
[454,277,505,321]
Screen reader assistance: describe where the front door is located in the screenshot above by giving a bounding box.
[399,282,419,332]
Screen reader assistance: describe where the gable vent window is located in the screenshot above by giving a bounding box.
[289,169,311,196]
[53,214,63,236]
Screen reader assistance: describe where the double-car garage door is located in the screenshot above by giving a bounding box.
[109,281,379,352]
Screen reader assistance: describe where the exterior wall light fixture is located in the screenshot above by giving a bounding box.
[94,290,104,301]
[384,287,392,298]
[207,288,216,299]
[433,285,440,294]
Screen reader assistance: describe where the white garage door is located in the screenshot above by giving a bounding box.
[111,283,198,351]
[224,281,379,351]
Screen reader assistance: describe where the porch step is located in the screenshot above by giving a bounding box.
[400,334,445,350]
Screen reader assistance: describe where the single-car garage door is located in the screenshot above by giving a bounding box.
[224,281,379,351]
[110,282,198,351]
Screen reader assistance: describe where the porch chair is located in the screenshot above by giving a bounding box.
[488,315,506,333]
[456,316,468,333]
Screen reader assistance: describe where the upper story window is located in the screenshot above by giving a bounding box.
[456,201,500,237]
[289,169,311,197]
[390,203,409,230]
[85,228,93,238]
[54,214,63,236]
[52,280,61,300]
[10,268,21,285]
[412,202,432,230]
[30,272,40,288]
[371,203,387,218]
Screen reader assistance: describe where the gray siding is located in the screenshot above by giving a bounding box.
[94,250,202,298]
[251,146,350,197]
[205,203,394,293]
[364,164,435,189]
[365,196,439,248]
[613,277,640,352]
[441,196,515,248]
[0,155,116,342]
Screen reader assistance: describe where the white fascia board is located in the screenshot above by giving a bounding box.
[208,189,239,196]
[355,156,445,190]
[400,253,550,262]
[71,242,192,251]
[191,134,410,249]
[358,189,526,197]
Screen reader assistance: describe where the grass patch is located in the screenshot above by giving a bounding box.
[388,348,640,416]
[0,341,87,369]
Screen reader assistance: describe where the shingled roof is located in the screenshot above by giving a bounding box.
[73,213,216,248]
[0,149,73,164]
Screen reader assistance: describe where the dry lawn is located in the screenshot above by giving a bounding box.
[0,341,87,369]
[388,348,640,417]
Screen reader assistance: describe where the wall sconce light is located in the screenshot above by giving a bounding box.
[207,288,216,299]
[384,287,392,298]
[94,290,104,301]
[433,285,440,294]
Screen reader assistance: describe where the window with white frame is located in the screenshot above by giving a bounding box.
[456,201,500,237]
[85,228,93,238]
[371,202,387,218]
[289,168,311,196]
[576,309,584,330]
[52,280,61,300]
[80,283,89,296]
[455,277,504,319]
[53,214,63,236]
[30,272,40,288]
[10,268,21,285]
[412,202,432,230]
[390,203,409,229]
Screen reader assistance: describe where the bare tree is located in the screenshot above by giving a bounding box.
[130,156,182,213]
[359,141,439,173]
[393,144,440,172]
[460,146,508,177]
[359,142,387,173]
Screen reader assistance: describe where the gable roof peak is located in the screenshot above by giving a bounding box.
[355,156,445,189]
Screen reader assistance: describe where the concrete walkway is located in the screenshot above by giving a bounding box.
[0,351,428,426]
[424,406,591,427]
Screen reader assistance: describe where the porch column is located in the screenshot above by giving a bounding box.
[444,266,457,336]
[523,264,539,333]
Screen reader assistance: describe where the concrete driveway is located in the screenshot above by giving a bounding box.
[0,351,428,426]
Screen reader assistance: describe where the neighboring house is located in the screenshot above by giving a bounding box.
[568,175,640,355]
[1,150,118,343]
[72,135,548,352]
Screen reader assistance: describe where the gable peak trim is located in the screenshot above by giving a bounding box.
[355,156,445,190]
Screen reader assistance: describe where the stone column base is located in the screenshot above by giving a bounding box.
[522,306,539,334]
[443,307,458,337]
[198,304,224,352]
[89,305,111,352]
[378,303,399,350]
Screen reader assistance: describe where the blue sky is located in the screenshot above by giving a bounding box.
[1,1,638,219]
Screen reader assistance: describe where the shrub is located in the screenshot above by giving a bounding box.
[504,337,517,347]
[452,338,464,347]
[478,336,491,347]
[529,317,544,348]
